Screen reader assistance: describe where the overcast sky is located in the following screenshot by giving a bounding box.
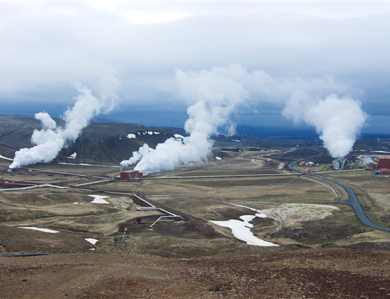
[1,1,390,133]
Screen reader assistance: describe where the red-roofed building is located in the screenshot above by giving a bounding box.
[120,170,143,181]
[379,156,390,174]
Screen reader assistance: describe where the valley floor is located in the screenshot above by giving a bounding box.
[2,143,390,298]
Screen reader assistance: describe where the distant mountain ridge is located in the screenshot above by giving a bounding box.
[237,125,390,140]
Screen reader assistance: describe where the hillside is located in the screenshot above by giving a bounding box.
[0,115,179,164]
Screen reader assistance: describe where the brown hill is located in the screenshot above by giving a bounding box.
[0,115,178,164]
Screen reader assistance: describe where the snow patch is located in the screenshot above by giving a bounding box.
[174,134,184,139]
[229,203,267,218]
[19,227,59,233]
[85,238,98,245]
[127,133,136,139]
[211,217,278,246]
[88,195,110,204]
[215,156,222,160]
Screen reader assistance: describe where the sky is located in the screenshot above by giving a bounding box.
[1,1,390,134]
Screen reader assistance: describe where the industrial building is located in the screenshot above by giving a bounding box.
[379,156,390,174]
[120,170,143,181]
[333,157,347,170]
[354,155,378,170]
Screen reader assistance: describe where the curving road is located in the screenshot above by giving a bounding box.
[316,175,390,232]
[288,160,390,232]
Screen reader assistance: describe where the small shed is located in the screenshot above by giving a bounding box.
[120,170,143,181]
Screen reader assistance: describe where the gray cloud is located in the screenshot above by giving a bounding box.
[0,2,389,132]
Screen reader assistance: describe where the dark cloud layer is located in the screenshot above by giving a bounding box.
[1,2,390,133]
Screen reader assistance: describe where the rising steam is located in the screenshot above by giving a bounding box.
[121,64,368,174]
[120,65,249,174]
[282,94,367,158]
[9,87,112,169]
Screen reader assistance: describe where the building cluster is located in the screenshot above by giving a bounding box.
[299,161,316,167]
[333,155,390,174]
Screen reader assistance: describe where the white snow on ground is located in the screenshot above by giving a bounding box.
[229,203,268,218]
[127,133,136,139]
[147,131,153,135]
[88,195,110,204]
[211,215,278,247]
[70,152,77,159]
[0,155,13,161]
[154,132,160,134]
[232,139,241,142]
[85,238,98,245]
[19,227,59,233]
[216,156,222,160]
[174,134,184,139]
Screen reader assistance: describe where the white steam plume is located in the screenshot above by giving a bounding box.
[120,64,367,172]
[188,64,367,158]
[282,94,367,158]
[9,87,112,169]
[121,65,249,175]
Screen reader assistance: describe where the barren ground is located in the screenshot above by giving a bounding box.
[1,148,390,298]
[2,248,390,298]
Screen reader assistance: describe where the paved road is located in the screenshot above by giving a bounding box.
[315,175,390,232]
[288,161,390,232]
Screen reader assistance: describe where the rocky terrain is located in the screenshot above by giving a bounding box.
[2,248,390,298]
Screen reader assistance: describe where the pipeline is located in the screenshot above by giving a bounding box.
[0,253,50,257]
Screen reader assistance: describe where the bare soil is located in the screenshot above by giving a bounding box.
[2,248,390,298]
[2,148,390,298]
